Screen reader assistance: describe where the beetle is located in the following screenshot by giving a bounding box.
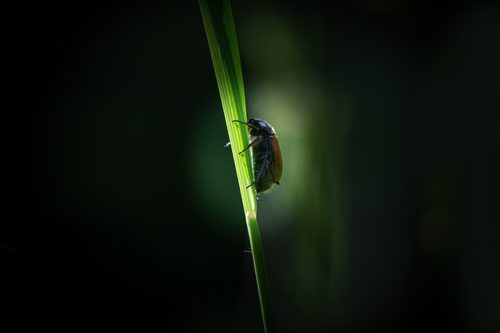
[232,118,283,194]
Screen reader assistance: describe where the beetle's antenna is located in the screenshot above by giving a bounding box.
[232,120,252,126]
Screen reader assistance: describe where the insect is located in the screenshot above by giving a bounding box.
[233,118,283,194]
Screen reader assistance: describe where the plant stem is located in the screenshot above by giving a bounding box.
[246,214,274,333]
[198,0,274,331]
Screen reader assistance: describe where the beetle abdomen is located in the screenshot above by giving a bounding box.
[252,136,278,193]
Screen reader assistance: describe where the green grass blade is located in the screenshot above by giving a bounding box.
[199,0,274,331]
[199,0,256,216]
[246,214,274,332]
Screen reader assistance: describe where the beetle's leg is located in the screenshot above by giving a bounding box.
[239,137,262,155]
[224,141,231,148]
[246,155,270,189]
[257,153,271,180]
[246,173,258,188]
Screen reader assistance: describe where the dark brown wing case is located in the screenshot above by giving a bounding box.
[270,136,283,184]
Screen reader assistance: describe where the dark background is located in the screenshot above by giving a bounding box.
[5,0,500,332]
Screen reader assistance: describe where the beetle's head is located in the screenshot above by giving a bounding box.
[247,118,275,136]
